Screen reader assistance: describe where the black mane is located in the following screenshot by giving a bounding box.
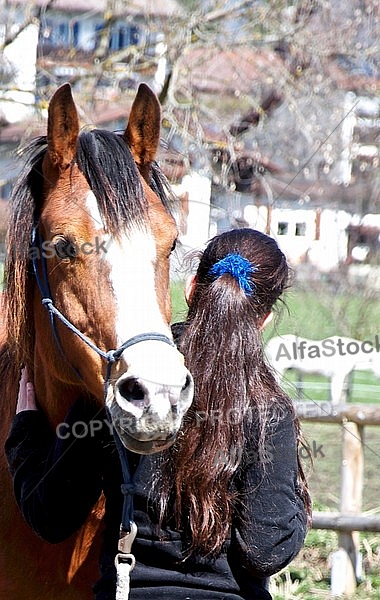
[77,129,177,234]
[13,128,176,240]
[76,129,146,234]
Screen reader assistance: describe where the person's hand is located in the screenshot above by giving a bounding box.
[16,367,37,413]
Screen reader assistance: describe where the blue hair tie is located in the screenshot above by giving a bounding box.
[209,252,258,296]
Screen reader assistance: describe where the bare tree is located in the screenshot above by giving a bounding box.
[0,0,379,213]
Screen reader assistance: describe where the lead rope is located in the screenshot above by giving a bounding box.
[104,372,140,600]
[104,365,139,600]
[115,522,137,599]
[31,226,176,599]
[111,416,140,600]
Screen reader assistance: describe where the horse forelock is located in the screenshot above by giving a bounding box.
[78,129,179,229]
[76,129,175,236]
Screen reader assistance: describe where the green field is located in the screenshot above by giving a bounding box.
[171,277,380,340]
[267,282,380,342]
[171,278,380,598]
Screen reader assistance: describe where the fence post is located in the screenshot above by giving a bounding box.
[330,421,364,596]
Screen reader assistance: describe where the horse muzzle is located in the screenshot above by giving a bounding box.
[107,350,194,453]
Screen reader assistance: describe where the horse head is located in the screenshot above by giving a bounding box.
[26,83,193,453]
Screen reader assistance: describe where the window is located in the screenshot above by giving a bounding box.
[41,18,69,46]
[295,222,307,236]
[278,222,288,235]
[57,22,69,45]
[0,180,13,200]
[109,24,140,51]
[73,22,79,47]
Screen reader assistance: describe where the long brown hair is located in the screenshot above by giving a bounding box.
[155,228,311,557]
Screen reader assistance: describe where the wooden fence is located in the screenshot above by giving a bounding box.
[295,401,380,597]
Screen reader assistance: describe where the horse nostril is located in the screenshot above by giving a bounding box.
[119,378,146,402]
[182,373,193,392]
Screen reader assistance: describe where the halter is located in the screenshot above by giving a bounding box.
[30,227,175,385]
[30,225,175,575]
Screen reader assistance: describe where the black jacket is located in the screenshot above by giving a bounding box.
[5,395,307,600]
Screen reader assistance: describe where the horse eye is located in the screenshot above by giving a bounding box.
[55,238,79,259]
[170,239,177,254]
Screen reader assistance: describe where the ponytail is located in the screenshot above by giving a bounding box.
[156,228,311,556]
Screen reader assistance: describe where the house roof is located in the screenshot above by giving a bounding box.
[178,47,285,96]
[326,59,380,94]
[7,0,182,17]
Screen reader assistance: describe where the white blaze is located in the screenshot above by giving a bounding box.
[86,189,171,346]
[105,227,168,343]
[85,191,103,230]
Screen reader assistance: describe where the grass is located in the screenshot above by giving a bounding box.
[268,282,380,341]
[171,277,380,598]
[299,421,380,512]
[278,369,380,404]
[270,529,380,599]
[171,279,189,323]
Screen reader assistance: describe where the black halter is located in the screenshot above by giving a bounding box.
[31,226,175,534]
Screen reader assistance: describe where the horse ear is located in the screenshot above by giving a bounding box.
[46,83,79,169]
[124,83,161,169]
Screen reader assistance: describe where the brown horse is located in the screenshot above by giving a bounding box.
[0,83,193,599]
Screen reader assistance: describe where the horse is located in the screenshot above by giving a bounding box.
[265,334,380,405]
[0,83,194,599]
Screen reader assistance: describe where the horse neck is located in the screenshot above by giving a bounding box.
[0,338,20,438]
[33,342,85,429]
